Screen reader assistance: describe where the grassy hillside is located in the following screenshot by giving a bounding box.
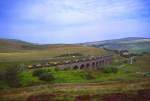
[0,39,42,52]
[81,37,150,54]
[0,39,107,62]
[0,39,150,101]
[0,45,107,62]
[0,43,107,71]
[123,54,150,72]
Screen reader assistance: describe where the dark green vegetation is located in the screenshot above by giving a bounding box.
[32,69,54,82]
[0,38,150,101]
[81,37,150,54]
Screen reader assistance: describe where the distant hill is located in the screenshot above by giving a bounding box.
[1,37,150,54]
[0,39,46,52]
[0,39,107,56]
[0,39,107,64]
[80,37,150,54]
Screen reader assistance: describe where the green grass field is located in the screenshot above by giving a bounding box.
[0,45,150,87]
[18,67,148,87]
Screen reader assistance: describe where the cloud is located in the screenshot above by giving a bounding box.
[0,0,150,43]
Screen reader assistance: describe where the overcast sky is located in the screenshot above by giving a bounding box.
[0,0,150,43]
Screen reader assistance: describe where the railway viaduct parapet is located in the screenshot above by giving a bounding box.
[58,55,112,70]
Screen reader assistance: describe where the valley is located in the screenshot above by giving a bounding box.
[0,38,150,101]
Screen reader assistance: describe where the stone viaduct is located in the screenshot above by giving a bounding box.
[58,55,112,70]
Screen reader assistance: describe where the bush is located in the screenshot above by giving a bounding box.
[85,72,95,80]
[143,72,150,77]
[32,69,45,77]
[103,67,118,73]
[54,68,60,71]
[4,66,21,87]
[32,69,54,82]
[0,71,5,81]
[38,72,54,82]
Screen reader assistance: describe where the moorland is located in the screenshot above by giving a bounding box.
[0,37,150,101]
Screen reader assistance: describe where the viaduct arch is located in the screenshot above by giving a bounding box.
[58,55,112,70]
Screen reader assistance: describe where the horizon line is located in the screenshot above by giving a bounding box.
[0,36,150,45]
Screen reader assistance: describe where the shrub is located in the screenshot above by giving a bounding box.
[0,71,5,81]
[38,72,54,82]
[54,68,60,71]
[85,72,95,80]
[32,69,45,77]
[32,69,54,82]
[143,72,150,77]
[103,67,118,73]
[4,66,21,87]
